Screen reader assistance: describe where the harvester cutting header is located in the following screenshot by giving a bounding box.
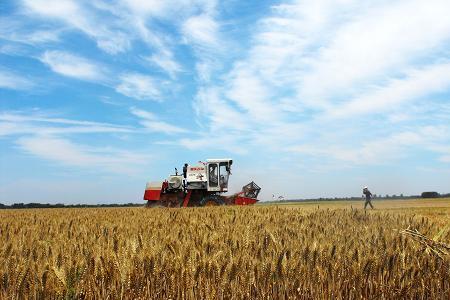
[144,158,261,207]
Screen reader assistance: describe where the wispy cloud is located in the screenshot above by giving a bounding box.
[119,0,176,18]
[39,50,106,81]
[298,0,450,104]
[130,107,187,134]
[17,135,147,173]
[0,111,147,174]
[287,126,450,165]
[0,112,133,137]
[0,17,61,45]
[178,3,224,83]
[38,52,169,100]
[182,14,220,48]
[0,69,34,90]
[22,0,131,54]
[189,0,450,168]
[116,73,162,101]
[324,62,450,119]
[225,67,280,123]
[194,87,248,132]
[3,0,450,200]
[20,0,220,60]
[144,50,182,79]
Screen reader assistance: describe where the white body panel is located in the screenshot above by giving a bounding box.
[146,181,162,190]
[186,164,207,183]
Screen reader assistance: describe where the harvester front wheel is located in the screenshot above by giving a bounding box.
[200,195,225,206]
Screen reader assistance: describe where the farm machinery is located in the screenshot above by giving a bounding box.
[143,158,261,207]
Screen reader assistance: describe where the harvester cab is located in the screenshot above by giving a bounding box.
[184,159,232,192]
[205,159,232,192]
[144,158,260,207]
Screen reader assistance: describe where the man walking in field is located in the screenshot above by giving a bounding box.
[363,186,374,209]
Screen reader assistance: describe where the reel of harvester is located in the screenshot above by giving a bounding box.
[242,181,261,198]
[226,181,261,206]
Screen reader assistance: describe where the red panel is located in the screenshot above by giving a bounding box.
[144,189,161,201]
[182,190,192,207]
[234,196,258,206]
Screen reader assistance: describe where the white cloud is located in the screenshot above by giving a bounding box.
[194,87,248,132]
[22,0,131,54]
[225,67,280,123]
[0,44,25,56]
[139,120,187,135]
[129,108,157,120]
[427,143,450,163]
[16,135,147,173]
[19,0,224,90]
[130,107,187,134]
[0,17,61,45]
[119,0,173,18]
[21,0,219,58]
[145,50,182,78]
[5,0,450,197]
[116,73,162,101]
[22,29,60,44]
[324,62,450,119]
[40,50,105,81]
[206,0,450,115]
[298,0,450,103]
[0,70,34,90]
[181,9,223,83]
[189,0,450,163]
[120,0,216,19]
[0,111,149,174]
[0,112,133,137]
[182,14,219,47]
[287,126,450,165]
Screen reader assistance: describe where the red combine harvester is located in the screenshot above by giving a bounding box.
[144,158,261,207]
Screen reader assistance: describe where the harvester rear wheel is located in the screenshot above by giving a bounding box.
[200,195,225,206]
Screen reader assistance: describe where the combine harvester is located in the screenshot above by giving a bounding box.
[144,158,260,207]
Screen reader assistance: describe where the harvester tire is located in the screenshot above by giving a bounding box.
[200,195,225,206]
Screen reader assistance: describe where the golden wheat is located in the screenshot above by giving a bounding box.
[0,204,449,299]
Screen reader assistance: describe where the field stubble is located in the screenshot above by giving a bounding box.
[1,202,449,299]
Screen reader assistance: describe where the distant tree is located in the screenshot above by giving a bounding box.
[421,192,440,198]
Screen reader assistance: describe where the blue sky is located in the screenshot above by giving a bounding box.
[1,0,450,204]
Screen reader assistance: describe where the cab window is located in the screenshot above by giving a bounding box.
[208,164,218,187]
[219,162,229,188]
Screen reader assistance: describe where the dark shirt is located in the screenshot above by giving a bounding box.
[363,190,372,200]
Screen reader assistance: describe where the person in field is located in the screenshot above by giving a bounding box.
[362,186,374,209]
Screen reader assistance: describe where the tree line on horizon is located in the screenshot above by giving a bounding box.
[266,191,450,203]
[1,192,449,209]
[0,202,143,209]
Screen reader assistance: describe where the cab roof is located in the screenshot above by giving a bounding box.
[206,158,233,164]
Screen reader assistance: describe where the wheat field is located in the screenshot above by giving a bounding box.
[1,201,449,299]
